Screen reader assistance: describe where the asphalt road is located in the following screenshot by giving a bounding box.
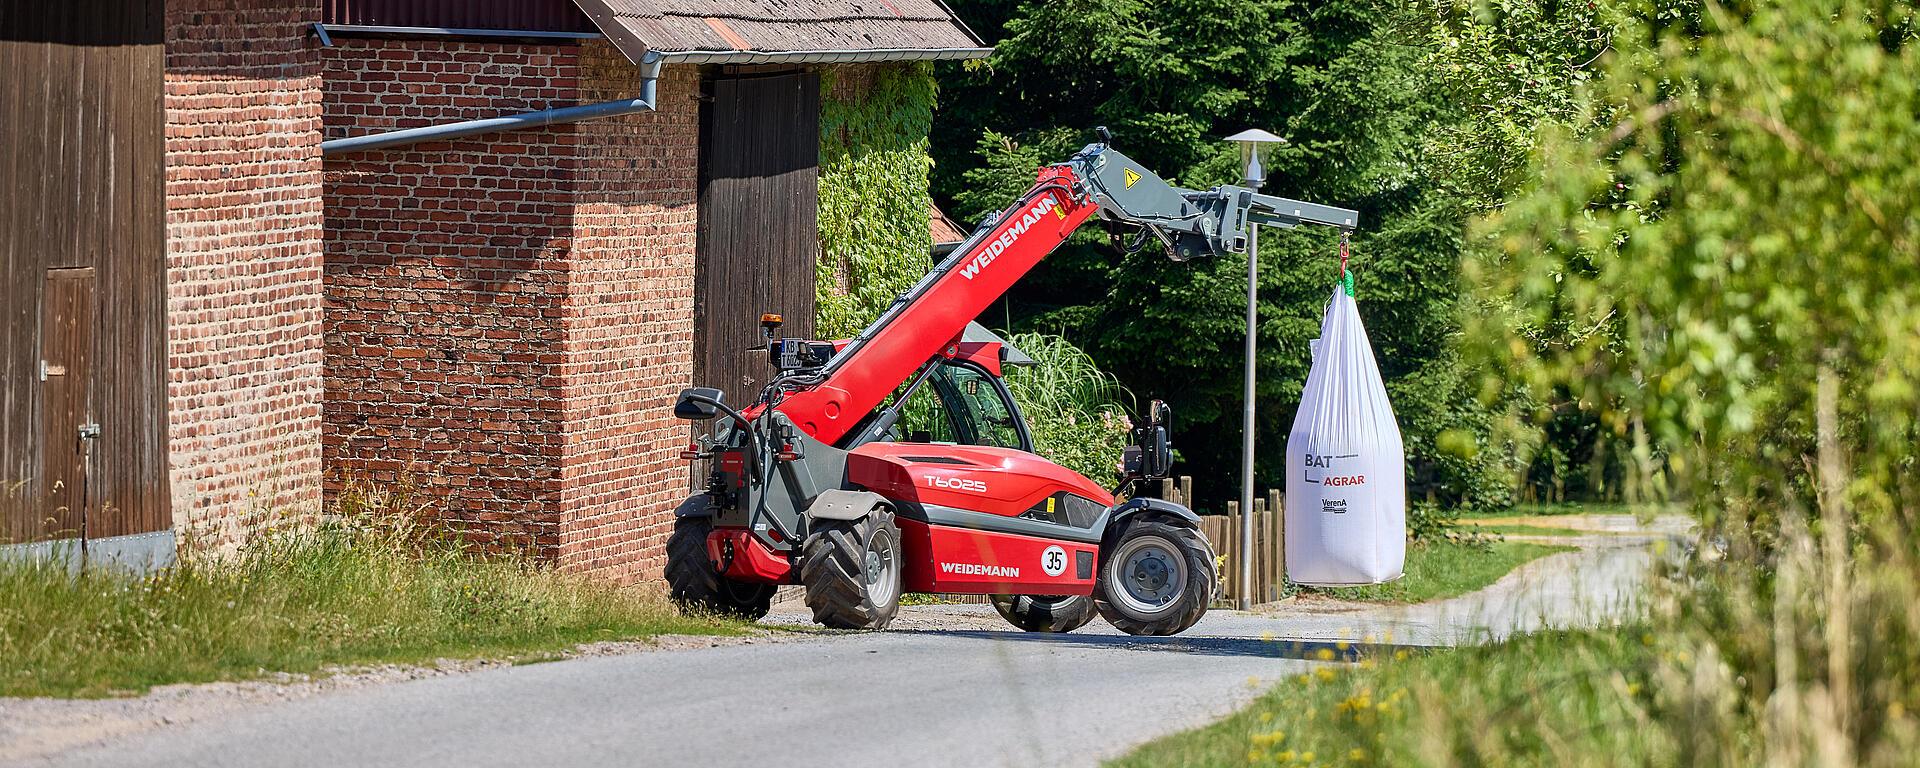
[14,529,1672,768]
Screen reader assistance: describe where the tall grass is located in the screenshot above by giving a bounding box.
[1120,506,1920,767]
[0,481,738,698]
[1002,331,1135,483]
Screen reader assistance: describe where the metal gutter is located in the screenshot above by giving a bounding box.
[320,53,662,156]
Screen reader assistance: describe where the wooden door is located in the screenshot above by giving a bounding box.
[693,71,820,404]
[38,268,97,541]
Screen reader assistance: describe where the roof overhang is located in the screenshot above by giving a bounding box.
[651,47,990,65]
[571,0,991,66]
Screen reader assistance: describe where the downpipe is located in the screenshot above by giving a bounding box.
[320,52,662,156]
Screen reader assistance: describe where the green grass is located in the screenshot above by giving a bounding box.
[0,519,741,698]
[1459,523,1598,537]
[1457,501,1683,520]
[1305,539,1571,603]
[1110,628,1659,767]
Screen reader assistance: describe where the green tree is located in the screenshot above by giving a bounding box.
[935,0,1526,508]
[1462,2,1920,758]
[1468,0,1919,524]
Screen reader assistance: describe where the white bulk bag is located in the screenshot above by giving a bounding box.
[1284,284,1406,586]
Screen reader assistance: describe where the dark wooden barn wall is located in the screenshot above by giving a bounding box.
[1,0,171,544]
[693,71,821,404]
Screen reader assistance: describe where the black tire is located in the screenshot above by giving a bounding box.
[1094,519,1215,636]
[800,508,902,630]
[990,594,1098,633]
[665,512,774,621]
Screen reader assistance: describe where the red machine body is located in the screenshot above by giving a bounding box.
[847,443,1112,594]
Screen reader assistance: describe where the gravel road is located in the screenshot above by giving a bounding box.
[3,520,1683,768]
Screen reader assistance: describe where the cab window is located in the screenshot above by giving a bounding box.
[893,361,1030,452]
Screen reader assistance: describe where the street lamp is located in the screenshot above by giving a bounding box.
[1224,128,1287,610]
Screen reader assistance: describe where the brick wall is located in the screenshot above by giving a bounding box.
[321,38,581,551]
[164,0,328,545]
[556,51,701,582]
[321,39,701,576]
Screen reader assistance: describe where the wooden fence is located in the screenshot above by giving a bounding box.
[1157,477,1286,607]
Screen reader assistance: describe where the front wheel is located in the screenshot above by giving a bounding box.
[991,594,1098,633]
[800,508,903,630]
[1094,520,1215,636]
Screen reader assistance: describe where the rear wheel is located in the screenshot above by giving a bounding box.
[665,511,774,620]
[990,594,1098,633]
[801,508,902,630]
[1094,519,1214,636]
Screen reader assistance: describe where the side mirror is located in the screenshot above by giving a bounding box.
[674,387,725,420]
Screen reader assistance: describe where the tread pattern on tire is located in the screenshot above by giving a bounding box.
[990,594,1098,633]
[665,512,774,620]
[800,508,901,630]
[1094,519,1215,636]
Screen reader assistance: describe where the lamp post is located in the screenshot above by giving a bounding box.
[1224,128,1286,610]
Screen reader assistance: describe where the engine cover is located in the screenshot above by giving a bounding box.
[847,442,1115,594]
[846,442,1114,519]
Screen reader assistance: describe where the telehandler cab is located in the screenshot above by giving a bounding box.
[669,133,1358,635]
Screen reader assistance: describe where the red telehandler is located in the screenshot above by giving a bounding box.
[669,132,1358,635]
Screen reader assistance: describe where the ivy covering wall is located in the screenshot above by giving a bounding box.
[816,63,938,338]
[815,63,1141,477]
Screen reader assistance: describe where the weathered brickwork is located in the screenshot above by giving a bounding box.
[557,50,702,582]
[164,0,328,546]
[321,39,700,578]
[321,38,581,551]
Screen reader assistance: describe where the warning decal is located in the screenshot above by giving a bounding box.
[1123,168,1142,188]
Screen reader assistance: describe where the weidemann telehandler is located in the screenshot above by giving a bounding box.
[669,131,1358,636]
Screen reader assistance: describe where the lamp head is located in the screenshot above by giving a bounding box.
[1223,128,1287,189]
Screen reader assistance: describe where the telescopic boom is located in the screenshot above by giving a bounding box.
[773,139,1360,445]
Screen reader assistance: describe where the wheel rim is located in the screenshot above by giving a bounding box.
[1109,536,1185,617]
[864,532,899,607]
